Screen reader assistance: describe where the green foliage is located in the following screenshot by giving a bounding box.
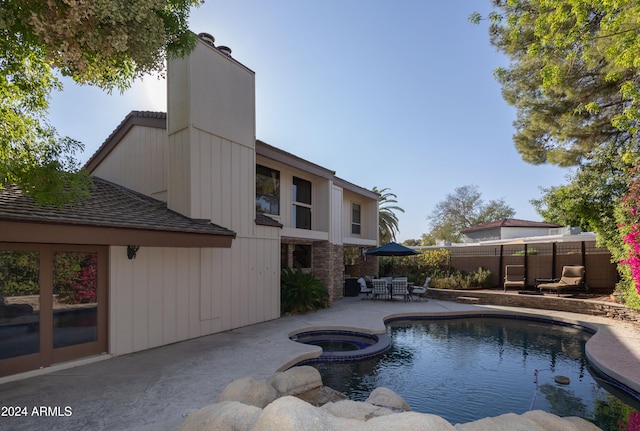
[531,143,631,240]
[0,250,39,296]
[592,392,638,431]
[280,268,329,314]
[475,0,640,167]
[372,186,404,243]
[343,246,361,266]
[427,185,515,242]
[0,0,201,206]
[378,248,451,284]
[430,267,493,290]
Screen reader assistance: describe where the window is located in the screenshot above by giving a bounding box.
[256,165,280,215]
[351,203,361,235]
[292,176,312,230]
[292,244,312,268]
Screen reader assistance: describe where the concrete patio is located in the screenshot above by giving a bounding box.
[1,296,639,431]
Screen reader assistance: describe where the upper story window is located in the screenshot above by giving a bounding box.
[292,176,312,230]
[351,203,361,235]
[256,165,280,215]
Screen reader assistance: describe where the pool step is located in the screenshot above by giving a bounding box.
[456,296,480,304]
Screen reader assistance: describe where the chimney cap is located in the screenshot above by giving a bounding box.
[217,46,232,56]
[198,32,215,47]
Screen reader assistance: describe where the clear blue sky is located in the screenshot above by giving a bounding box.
[48,0,569,242]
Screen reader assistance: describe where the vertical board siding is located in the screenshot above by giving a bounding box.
[147,248,164,348]
[110,247,133,354]
[332,186,343,244]
[92,127,168,199]
[167,129,192,217]
[162,249,177,345]
[132,254,149,352]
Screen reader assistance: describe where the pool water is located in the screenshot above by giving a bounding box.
[310,317,640,429]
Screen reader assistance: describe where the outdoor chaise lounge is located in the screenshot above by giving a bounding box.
[503,265,526,292]
[537,265,586,296]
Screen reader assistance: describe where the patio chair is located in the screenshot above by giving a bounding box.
[372,279,389,301]
[410,277,430,301]
[391,279,409,302]
[358,277,373,300]
[503,265,525,292]
[537,265,586,296]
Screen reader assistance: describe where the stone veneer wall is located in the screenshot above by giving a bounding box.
[359,254,378,278]
[312,241,344,303]
[427,288,640,325]
[345,254,378,278]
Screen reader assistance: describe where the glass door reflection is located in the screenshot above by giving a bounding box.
[0,250,40,360]
[52,252,99,349]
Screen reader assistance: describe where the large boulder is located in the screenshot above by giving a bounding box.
[523,410,603,431]
[456,410,604,431]
[365,387,411,411]
[249,395,360,431]
[267,366,323,396]
[178,401,261,431]
[321,399,394,421]
[216,376,278,408]
[359,411,457,431]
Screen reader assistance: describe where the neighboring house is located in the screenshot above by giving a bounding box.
[0,33,378,378]
[460,218,562,243]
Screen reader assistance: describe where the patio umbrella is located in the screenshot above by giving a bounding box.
[365,242,420,257]
[365,242,420,275]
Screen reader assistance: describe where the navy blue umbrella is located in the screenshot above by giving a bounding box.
[365,242,420,276]
[365,242,420,257]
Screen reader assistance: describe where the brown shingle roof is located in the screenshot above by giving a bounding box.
[460,218,560,233]
[0,177,236,238]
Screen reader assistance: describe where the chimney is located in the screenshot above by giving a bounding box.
[166,32,256,227]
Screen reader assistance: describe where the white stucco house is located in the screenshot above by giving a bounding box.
[0,33,378,378]
[460,218,563,243]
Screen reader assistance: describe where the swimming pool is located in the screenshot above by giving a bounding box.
[306,317,640,429]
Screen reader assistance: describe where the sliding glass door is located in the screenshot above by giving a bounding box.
[0,244,107,377]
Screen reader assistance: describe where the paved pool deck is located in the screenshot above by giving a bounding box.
[1,296,639,431]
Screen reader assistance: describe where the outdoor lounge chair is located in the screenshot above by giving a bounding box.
[537,265,586,296]
[503,265,526,292]
[372,279,389,301]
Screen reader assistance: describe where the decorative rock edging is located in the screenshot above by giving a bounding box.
[427,288,640,325]
[179,366,603,431]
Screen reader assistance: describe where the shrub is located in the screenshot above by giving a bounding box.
[430,267,492,290]
[280,268,329,314]
[378,248,451,284]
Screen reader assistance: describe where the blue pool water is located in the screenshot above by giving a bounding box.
[308,317,640,429]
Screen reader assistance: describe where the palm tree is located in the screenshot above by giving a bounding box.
[372,186,404,243]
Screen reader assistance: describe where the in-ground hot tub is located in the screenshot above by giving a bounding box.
[290,329,391,361]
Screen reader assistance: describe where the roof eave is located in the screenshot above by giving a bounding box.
[0,220,235,248]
